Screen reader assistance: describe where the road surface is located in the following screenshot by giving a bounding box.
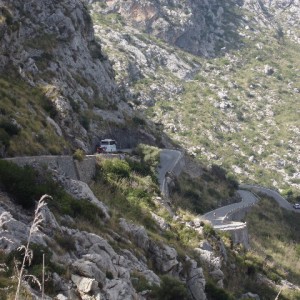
[201,190,258,226]
[157,149,182,196]
[239,184,300,212]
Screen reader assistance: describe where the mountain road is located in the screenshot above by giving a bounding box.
[158,149,182,197]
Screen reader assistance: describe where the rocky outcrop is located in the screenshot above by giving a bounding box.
[5,155,110,218]
[119,218,207,299]
[99,0,241,57]
[0,0,134,152]
[186,258,207,300]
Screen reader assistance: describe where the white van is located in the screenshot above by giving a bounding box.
[100,139,117,153]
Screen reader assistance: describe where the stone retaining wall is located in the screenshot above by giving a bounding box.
[5,155,97,184]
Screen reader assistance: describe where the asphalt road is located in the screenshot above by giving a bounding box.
[158,149,182,196]
[201,190,258,226]
[156,150,300,227]
[239,184,300,212]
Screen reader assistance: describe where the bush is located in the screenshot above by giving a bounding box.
[73,149,85,161]
[0,160,41,208]
[203,224,216,237]
[79,114,90,130]
[106,271,114,280]
[205,280,234,300]
[131,271,151,292]
[54,232,76,252]
[126,158,151,176]
[101,158,130,181]
[0,118,20,136]
[135,144,160,169]
[132,116,146,126]
[0,160,106,224]
[151,275,188,300]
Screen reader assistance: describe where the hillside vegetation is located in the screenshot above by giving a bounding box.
[2,152,297,299]
[0,72,69,156]
[90,1,300,196]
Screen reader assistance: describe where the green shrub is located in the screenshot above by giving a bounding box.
[203,224,216,237]
[205,280,234,300]
[132,116,146,126]
[106,271,114,280]
[0,118,20,136]
[126,158,151,176]
[135,144,160,169]
[0,160,41,208]
[73,149,85,161]
[79,114,90,130]
[0,128,10,148]
[54,232,76,252]
[40,96,58,119]
[101,158,130,181]
[0,160,105,224]
[131,271,152,292]
[151,275,188,300]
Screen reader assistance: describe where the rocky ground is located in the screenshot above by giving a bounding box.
[89,0,300,193]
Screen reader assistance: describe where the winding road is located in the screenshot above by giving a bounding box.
[158,149,182,197]
[239,184,300,212]
[202,190,258,226]
[157,150,300,230]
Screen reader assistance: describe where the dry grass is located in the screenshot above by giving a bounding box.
[246,196,300,286]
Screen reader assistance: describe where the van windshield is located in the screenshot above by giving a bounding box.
[101,141,109,145]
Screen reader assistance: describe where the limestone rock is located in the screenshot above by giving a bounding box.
[210,269,224,282]
[119,218,149,250]
[71,275,98,294]
[186,258,207,300]
[195,248,222,270]
[103,279,142,300]
[240,292,260,300]
[264,65,275,75]
[61,178,110,220]
[199,240,213,252]
[150,212,170,230]
[55,294,68,300]
[148,241,179,274]
[72,260,106,286]
[0,0,121,151]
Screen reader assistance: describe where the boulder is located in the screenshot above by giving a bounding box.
[103,279,142,300]
[82,253,118,278]
[186,258,207,300]
[71,274,98,294]
[148,241,179,273]
[55,294,68,300]
[195,248,222,270]
[264,65,275,75]
[240,292,260,300]
[210,269,224,281]
[119,218,149,250]
[72,260,106,286]
[150,212,170,230]
[199,240,213,252]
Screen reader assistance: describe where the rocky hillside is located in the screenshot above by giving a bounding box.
[88,0,300,196]
[0,0,163,156]
[1,0,300,299]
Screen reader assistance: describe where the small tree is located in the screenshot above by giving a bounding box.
[151,275,188,300]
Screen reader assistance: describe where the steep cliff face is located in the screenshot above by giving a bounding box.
[99,0,242,57]
[0,0,158,154]
[101,0,300,57]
